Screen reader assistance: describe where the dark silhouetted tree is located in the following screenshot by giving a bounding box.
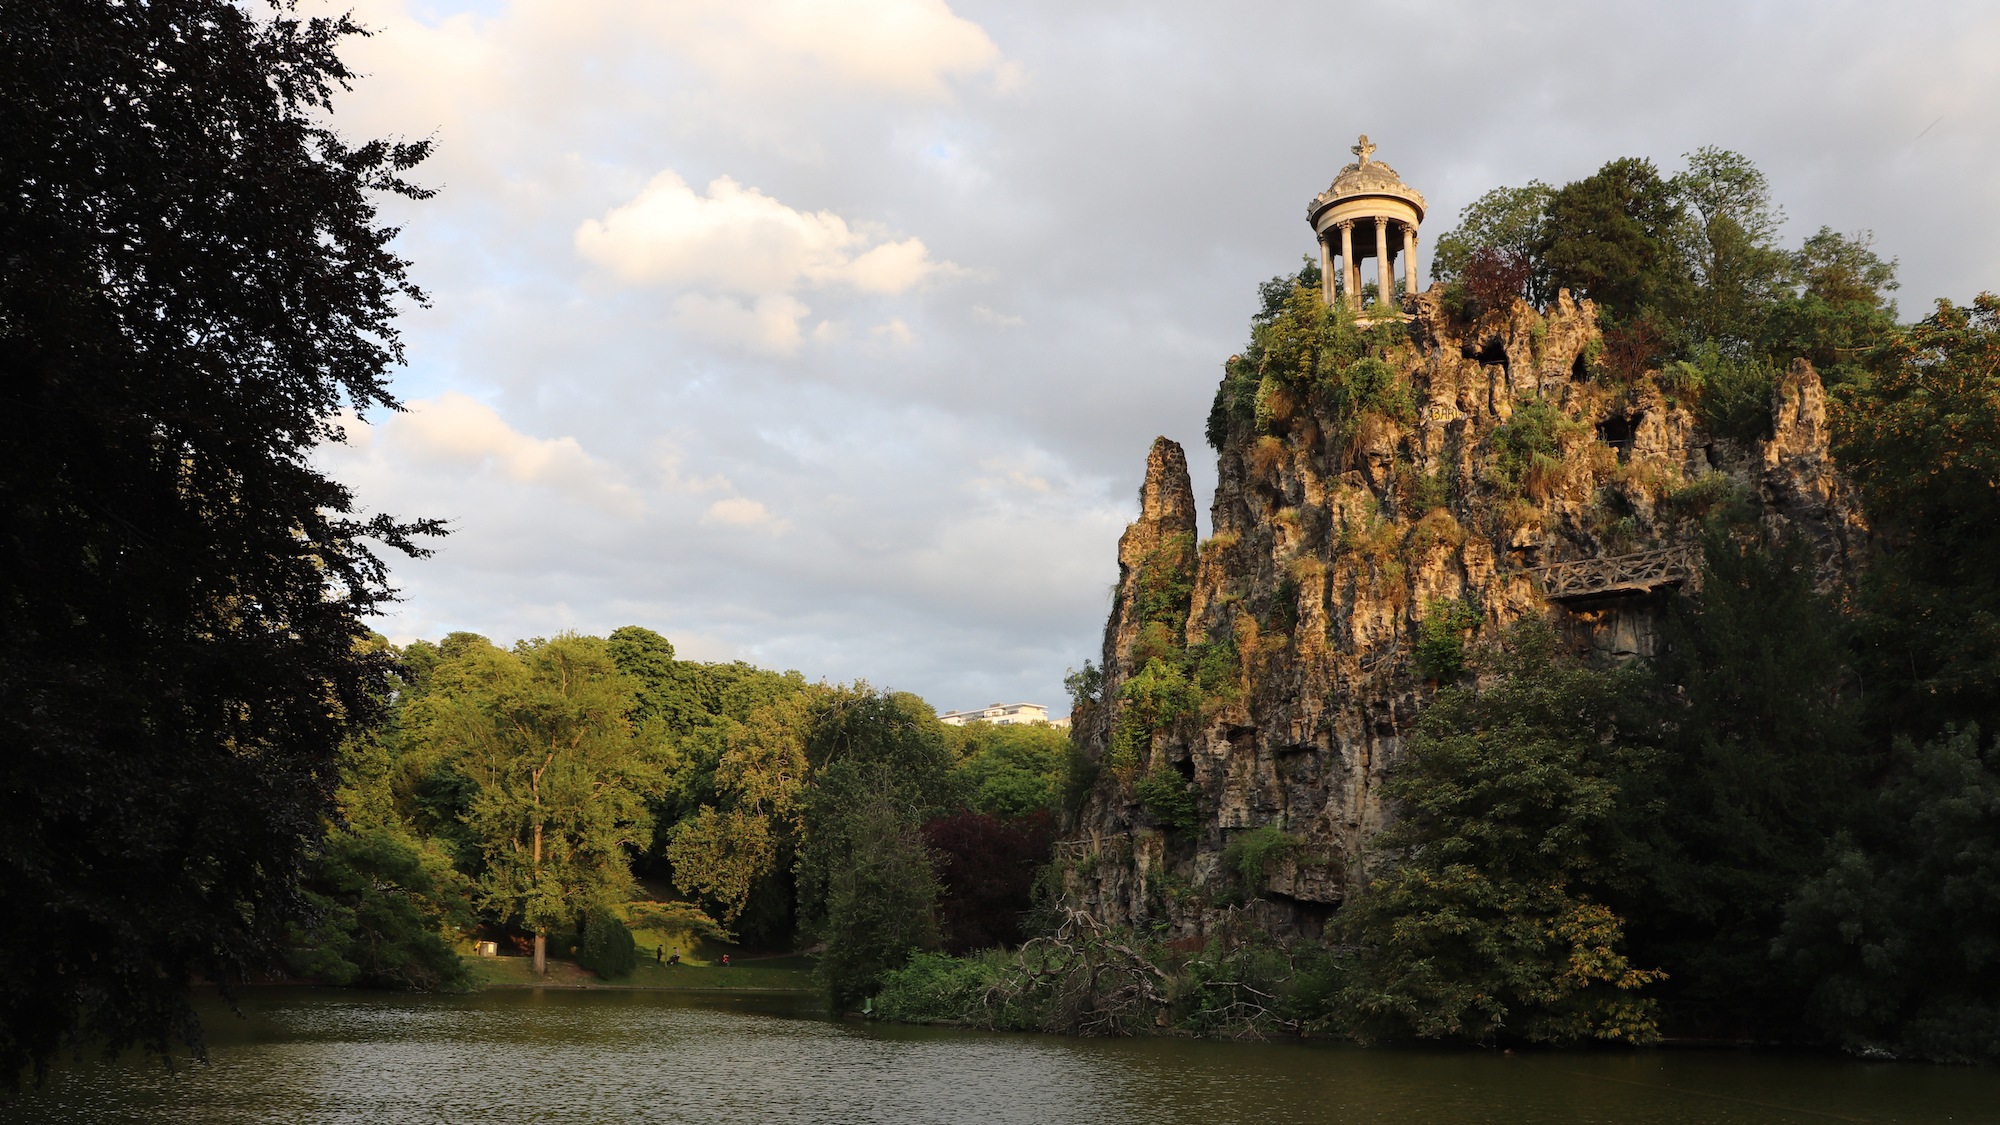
[0,0,436,1083]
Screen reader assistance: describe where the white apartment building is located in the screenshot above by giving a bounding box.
[939,702,1054,727]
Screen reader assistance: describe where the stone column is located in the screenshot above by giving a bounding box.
[1339,221,1357,311]
[1403,223,1420,297]
[1374,216,1391,309]
[1318,233,1333,305]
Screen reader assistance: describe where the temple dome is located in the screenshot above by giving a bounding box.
[1308,156,1426,228]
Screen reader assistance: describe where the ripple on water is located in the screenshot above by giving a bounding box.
[9,988,1996,1125]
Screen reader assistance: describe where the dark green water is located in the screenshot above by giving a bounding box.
[6,988,1993,1123]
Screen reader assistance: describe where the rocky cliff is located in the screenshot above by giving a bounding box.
[1060,289,1868,941]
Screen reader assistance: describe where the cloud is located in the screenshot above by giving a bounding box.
[575,171,960,351]
[867,318,919,353]
[576,172,954,296]
[630,0,1005,100]
[702,496,790,534]
[378,392,644,518]
[670,291,815,355]
[314,0,2000,720]
[972,304,1024,327]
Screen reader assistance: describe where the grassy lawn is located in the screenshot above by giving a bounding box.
[466,952,816,992]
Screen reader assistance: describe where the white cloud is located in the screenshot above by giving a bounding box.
[575,172,959,352]
[702,496,790,535]
[628,0,1005,100]
[375,392,644,518]
[670,291,815,355]
[867,318,919,352]
[972,304,1024,327]
[576,172,954,296]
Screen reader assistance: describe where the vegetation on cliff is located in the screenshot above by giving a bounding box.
[1021,149,2000,1062]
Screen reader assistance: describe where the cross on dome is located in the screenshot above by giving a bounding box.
[1351,134,1377,166]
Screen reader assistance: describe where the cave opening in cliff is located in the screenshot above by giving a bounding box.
[1598,413,1638,462]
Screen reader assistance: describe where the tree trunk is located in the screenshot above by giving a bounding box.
[532,822,546,975]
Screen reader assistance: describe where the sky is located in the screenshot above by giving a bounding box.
[310,0,2000,716]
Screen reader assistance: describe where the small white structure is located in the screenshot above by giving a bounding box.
[1308,134,1427,317]
[940,702,1051,726]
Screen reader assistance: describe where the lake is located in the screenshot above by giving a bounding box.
[7,987,1993,1124]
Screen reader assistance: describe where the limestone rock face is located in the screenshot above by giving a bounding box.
[1059,293,1869,942]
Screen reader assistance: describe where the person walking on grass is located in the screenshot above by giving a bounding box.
[722,954,730,968]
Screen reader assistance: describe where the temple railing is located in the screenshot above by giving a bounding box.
[1522,544,1701,601]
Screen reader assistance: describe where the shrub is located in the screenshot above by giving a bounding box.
[1396,461,1453,517]
[1408,507,1466,555]
[577,907,639,980]
[1135,771,1199,833]
[1221,825,1301,896]
[1414,598,1481,681]
[873,950,1002,1022]
[1491,398,1588,501]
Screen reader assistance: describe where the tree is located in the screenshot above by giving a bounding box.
[1428,182,1555,305]
[1669,147,1794,351]
[950,721,1071,817]
[1538,157,1687,330]
[817,788,943,1011]
[1833,294,2000,741]
[0,0,435,1083]
[1339,623,1663,1044]
[921,810,1056,953]
[1613,526,1864,1035]
[1758,227,1900,384]
[1775,726,2000,1063]
[797,689,960,1002]
[284,827,473,992]
[442,636,665,973]
[664,687,821,939]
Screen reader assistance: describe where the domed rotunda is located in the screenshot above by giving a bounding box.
[1307,135,1426,317]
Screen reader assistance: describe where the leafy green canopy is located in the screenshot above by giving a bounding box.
[1612,527,1864,1035]
[1775,725,2000,1065]
[949,722,1071,818]
[0,0,438,1083]
[1835,294,2000,742]
[433,636,667,939]
[1340,623,1663,1044]
[284,827,473,992]
[1431,147,1900,411]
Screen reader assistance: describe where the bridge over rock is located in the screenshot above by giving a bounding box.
[1522,545,1703,602]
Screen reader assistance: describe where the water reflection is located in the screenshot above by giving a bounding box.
[8,988,1992,1124]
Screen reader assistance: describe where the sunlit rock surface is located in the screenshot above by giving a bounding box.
[1060,291,1867,942]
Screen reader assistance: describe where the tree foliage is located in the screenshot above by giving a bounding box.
[922,810,1056,954]
[816,788,944,1011]
[1834,294,2000,742]
[0,0,437,1083]
[1429,181,1554,306]
[949,721,1071,818]
[439,636,665,956]
[1775,726,2000,1064]
[285,827,472,992]
[1341,623,1663,1044]
[1612,527,1863,1034]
